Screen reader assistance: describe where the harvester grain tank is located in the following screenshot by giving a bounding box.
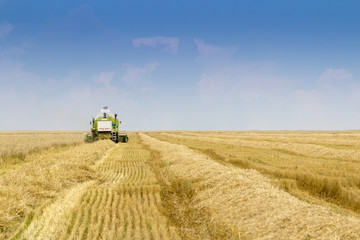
[85,106,128,143]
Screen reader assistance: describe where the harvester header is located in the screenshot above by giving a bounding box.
[85,106,128,143]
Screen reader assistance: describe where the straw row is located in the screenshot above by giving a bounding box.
[21,137,180,239]
[141,133,360,239]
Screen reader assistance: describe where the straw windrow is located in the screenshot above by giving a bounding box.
[150,131,360,215]
[140,133,360,239]
[18,134,180,239]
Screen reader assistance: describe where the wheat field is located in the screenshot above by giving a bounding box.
[1,130,360,239]
[0,131,84,166]
[147,131,360,215]
[0,132,180,239]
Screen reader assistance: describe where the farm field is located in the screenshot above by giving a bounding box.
[148,131,360,214]
[0,131,84,166]
[1,131,360,239]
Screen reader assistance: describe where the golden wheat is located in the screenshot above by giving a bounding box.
[148,131,360,216]
[141,132,360,239]
[6,130,360,239]
[0,139,115,239]
[0,131,84,165]
[161,131,360,161]
[18,134,180,239]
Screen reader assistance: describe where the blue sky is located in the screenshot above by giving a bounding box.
[1,0,360,130]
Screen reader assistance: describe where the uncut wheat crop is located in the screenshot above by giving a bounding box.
[0,131,84,165]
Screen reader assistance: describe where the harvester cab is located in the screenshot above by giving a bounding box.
[85,106,128,143]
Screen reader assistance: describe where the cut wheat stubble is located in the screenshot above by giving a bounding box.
[141,133,360,239]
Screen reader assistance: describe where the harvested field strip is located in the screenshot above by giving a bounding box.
[162,132,360,161]
[0,140,115,239]
[22,181,95,239]
[22,137,180,239]
[149,132,360,214]
[96,161,157,184]
[170,131,360,147]
[169,129,360,139]
[141,133,360,239]
[63,186,175,239]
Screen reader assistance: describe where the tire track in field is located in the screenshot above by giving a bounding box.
[25,138,180,239]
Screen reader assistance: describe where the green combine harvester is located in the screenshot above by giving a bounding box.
[85,106,128,143]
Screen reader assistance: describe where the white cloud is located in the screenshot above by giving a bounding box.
[194,38,237,65]
[122,61,159,86]
[0,61,40,86]
[194,41,360,130]
[320,68,352,81]
[0,22,14,39]
[197,63,360,130]
[141,86,156,93]
[198,62,290,102]
[0,66,132,130]
[318,68,353,93]
[92,72,115,86]
[0,62,161,130]
[132,37,179,54]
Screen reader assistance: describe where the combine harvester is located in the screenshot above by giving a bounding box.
[85,106,128,143]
